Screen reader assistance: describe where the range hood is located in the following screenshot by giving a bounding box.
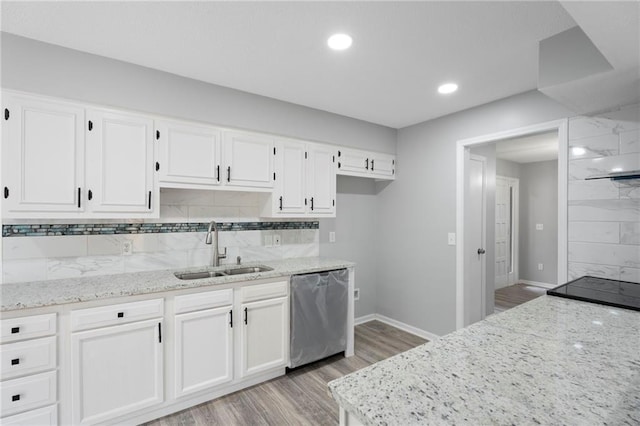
[585,170,640,181]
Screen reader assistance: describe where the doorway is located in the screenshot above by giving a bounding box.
[495,176,519,289]
[455,119,568,329]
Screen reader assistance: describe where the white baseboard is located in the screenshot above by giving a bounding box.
[354,314,440,341]
[519,280,556,289]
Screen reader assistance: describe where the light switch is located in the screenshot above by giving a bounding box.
[329,232,336,243]
[536,224,544,231]
[448,233,456,246]
[538,263,544,271]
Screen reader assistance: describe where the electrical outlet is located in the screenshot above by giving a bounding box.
[354,288,360,301]
[122,240,133,256]
[536,223,544,231]
[538,263,544,271]
[329,231,336,243]
[273,234,281,247]
[448,233,456,246]
[264,235,273,247]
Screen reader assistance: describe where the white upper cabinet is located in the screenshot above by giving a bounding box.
[156,120,222,188]
[223,131,274,190]
[2,93,86,217]
[307,143,336,216]
[337,147,395,180]
[262,139,336,218]
[86,109,157,215]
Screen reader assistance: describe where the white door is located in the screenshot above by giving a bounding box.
[337,148,369,176]
[495,176,509,289]
[174,306,233,398]
[307,144,336,216]
[239,297,288,378]
[3,94,85,215]
[157,120,222,188]
[274,140,306,214]
[369,153,395,179]
[71,319,163,424]
[86,109,156,214]
[465,154,486,326]
[223,131,273,189]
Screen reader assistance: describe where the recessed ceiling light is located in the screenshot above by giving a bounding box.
[437,83,458,94]
[327,33,352,50]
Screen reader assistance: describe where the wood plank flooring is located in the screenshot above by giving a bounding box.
[144,321,427,426]
[494,283,547,313]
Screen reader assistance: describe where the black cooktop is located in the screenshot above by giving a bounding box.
[547,276,640,312]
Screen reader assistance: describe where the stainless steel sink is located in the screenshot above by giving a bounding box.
[174,265,273,280]
[222,266,273,275]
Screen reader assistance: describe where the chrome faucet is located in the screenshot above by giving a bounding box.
[205,220,227,266]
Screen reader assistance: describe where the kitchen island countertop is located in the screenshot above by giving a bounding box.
[1,257,355,311]
[329,295,640,425]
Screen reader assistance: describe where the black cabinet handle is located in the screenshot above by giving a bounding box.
[216,165,220,182]
[229,310,233,328]
[365,158,369,170]
[11,358,19,366]
[88,120,93,131]
[310,197,314,211]
[155,162,160,172]
[88,190,93,201]
[227,166,231,182]
[4,108,9,120]
[77,188,81,208]
[305,198,307,206]
[371,159,375,171]
[12,395,20,402]
[279,196,283,211]
[148,191,152,210]
[11,327,19,334]
[158,322,162,343]
[244,307,248,325]
[117,312,124,318]
[4,187,9,199]
[156,130,160,140]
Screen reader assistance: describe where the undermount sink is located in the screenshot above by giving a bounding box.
[174,265,273,280]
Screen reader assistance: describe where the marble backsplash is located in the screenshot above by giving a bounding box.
[567,104,640,283]
[2,189,319,284]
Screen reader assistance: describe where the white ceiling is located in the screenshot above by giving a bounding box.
[496,131,558,164]
[0,2,636,129]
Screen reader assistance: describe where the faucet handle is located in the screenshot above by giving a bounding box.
[236,256,242,265]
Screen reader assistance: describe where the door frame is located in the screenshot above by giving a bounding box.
[455,119,568,330]
[495,175,520,288]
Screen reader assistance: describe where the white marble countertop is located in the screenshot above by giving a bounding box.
[0,257,354,311]
[329,295,640,425]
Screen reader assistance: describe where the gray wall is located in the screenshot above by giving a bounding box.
[469,144,496,316]
[1,33,396,154]
[496,159,522,179]
[375,91,574,336]
[319,176,378,318]
[519,161,559,284]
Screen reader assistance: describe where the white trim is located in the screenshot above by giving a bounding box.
[354,314,440,342]
[456,118,569,330]
[519,280,557,290]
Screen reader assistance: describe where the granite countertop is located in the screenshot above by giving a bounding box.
[0,257,355,311]
[329,295,640,425]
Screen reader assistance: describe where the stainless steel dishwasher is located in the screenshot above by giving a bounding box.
[289,269,348,368]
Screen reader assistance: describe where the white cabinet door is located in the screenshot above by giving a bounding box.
[239,297,288,378]
[369,152,395,179]
[2,94,85,216]
[71,319,163,424]
[223,131,274,189]
[157,120,222,188]
[274,140,306,215]
[307,143,336,216]
[337,148,369,176]
[174,306,233,398]
[85,109,156,215]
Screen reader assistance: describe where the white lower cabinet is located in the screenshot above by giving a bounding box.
[0,404,57,425]
[71,301,164,425]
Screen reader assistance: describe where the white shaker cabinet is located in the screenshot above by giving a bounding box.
[223,131,274,189]
[368,152,396,179]
[337,147,395,180]
[85,109,157,215]
[306,143,336,216]
[173,290,233,398]
[2,93,85,217]
[272,139,307,215]
[156,120,223,189]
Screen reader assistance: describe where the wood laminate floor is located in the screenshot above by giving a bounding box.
[494,283,547,313]
[145,321,427,426]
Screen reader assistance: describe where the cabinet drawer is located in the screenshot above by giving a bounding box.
[1,314,56,344]
[174,289,233,314]
[70,299,163,332]
[240,281,288,303]
[0,404,57,425]
[1,337,56,381]
[0,371,56,418]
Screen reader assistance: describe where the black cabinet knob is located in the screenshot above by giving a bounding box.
[117,312,124,318]
[11,327,19,334]
[12,394,20,402]
[11,358,19,366]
